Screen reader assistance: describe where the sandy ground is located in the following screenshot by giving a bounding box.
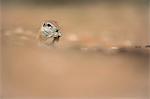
[1,3,150,99]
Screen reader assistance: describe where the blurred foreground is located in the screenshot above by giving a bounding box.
[1,1,150,99]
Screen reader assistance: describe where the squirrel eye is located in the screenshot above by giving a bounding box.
[56,29,59,32]
[47,24,52,27]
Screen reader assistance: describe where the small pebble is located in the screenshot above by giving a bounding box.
[20,36,29,40]
[14,27,24,34]
[4,31,12,36]
[67,34,78,42]
[123,40,132,47]
[111,46,119,50]
[80,47,88,51]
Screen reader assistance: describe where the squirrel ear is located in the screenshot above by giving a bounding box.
[50,20,60,28]
[51,20,58,25]
[43,23,46,26]
[41,21,45,26]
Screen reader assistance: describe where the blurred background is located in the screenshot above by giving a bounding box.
[1,0,150,99]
